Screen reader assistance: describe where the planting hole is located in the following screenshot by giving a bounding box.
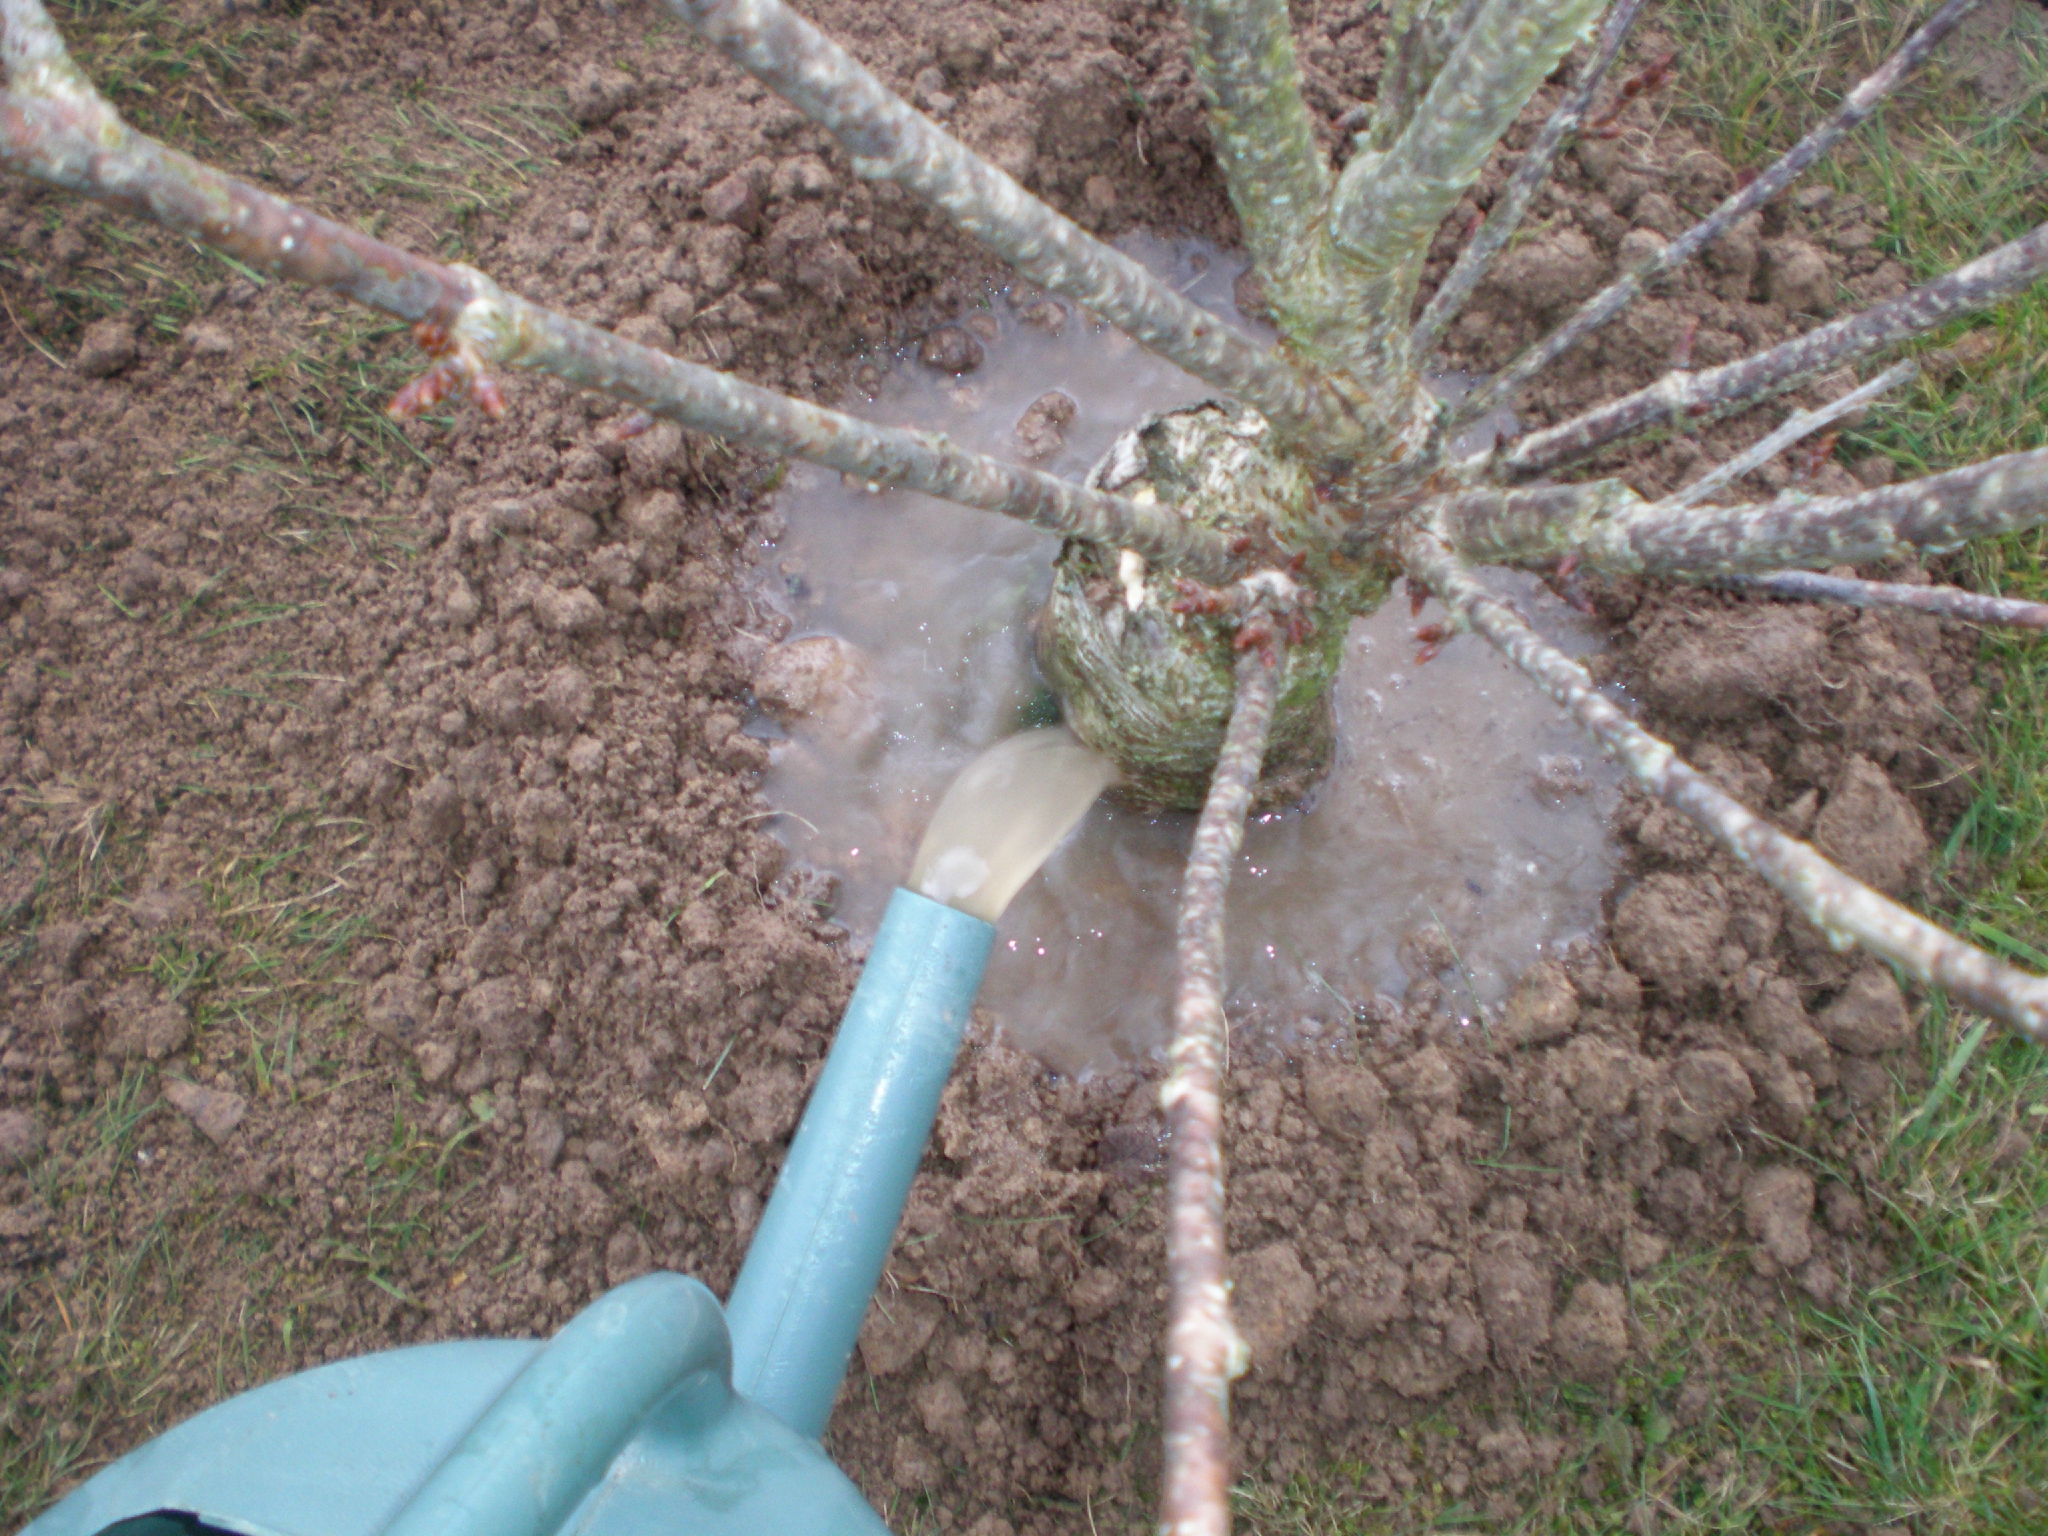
[754,237,1623,1075]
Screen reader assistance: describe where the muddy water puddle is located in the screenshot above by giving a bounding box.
[753,237,1622,1077]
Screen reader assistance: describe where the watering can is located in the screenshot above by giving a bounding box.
[22,729,1113,1536]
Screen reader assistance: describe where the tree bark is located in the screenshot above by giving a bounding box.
[1161,641,1281,1536]
[662,0,1367,456]
[1411,0,1648,358]
[1036,405,1392,809]
[1445,448,2048,576]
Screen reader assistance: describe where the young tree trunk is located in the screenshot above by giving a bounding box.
[1034,404,1392,808]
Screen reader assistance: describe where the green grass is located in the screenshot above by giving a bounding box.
[49,0,299,138]
[339,95,577,251]
[0,808,492,1524]
[1238,1025,2048,1535]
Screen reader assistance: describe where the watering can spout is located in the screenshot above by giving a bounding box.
[724,889,996,1437]
[19,889,994,1536]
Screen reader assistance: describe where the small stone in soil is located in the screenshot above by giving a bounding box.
[75,318,138,378]
[162,1078,249,1146]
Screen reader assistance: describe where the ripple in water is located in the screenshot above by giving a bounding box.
[752,235,1622,1077]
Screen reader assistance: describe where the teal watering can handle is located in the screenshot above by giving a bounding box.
[724,888,995,1440]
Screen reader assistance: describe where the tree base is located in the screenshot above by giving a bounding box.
[1034,402,1392,812]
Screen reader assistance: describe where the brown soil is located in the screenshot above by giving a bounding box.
[0,1,1997,1530]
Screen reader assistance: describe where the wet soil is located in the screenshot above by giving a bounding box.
[757,242,1627,1078]
[0,0,1997,1529]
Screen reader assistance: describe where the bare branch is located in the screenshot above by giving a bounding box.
[1452,0,1991,432]
[1725,570,2048,630]
[1655,360,1916,513]
[1183,0,1330,300]
[1326,0,1606,358]
[1625,447,2048,575]
[1433,476,1650,566]
[1444,448,2048,575]
[1503,218,2048,477]
[474,277,1245,577]
[1410,0,1649,359]
[1163,632,1281,1536]
[1401,529,2048,1044]
[1,91,473,325]
[661,0,1366,455]
[0,87,1238,578]
[2,0,97,106]
[1365,0,1488,155]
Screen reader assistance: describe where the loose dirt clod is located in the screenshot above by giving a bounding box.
[1552,1280,1630,1381]
[0,1109,44,1168]
[161,1078,250,1146]
[1742,1164,1818,1269]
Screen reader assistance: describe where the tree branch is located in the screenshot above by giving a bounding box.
[1,86,472,324]
[1446,445,2048,575]
[1654,360,1916,513]
[1163,635,1283,1536]
[1452,0,1990,432]
[1432,477,1649,566]
[661,0,1366,456]
[1724,570,2048,630]
[1182,0,1329,302]
[1364,0,1489,155]
[1502,218,2048,477]
[1410,0,1648,359]
[1401,529,2048,1044]
[1325,0,1606,369]
[0,82,1237,578]
[2,0,97,106]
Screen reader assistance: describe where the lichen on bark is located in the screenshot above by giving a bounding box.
[1035,402,1392,810]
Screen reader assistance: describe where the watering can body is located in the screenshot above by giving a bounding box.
[21,891,994,1536]
[23,1276,887,1536]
